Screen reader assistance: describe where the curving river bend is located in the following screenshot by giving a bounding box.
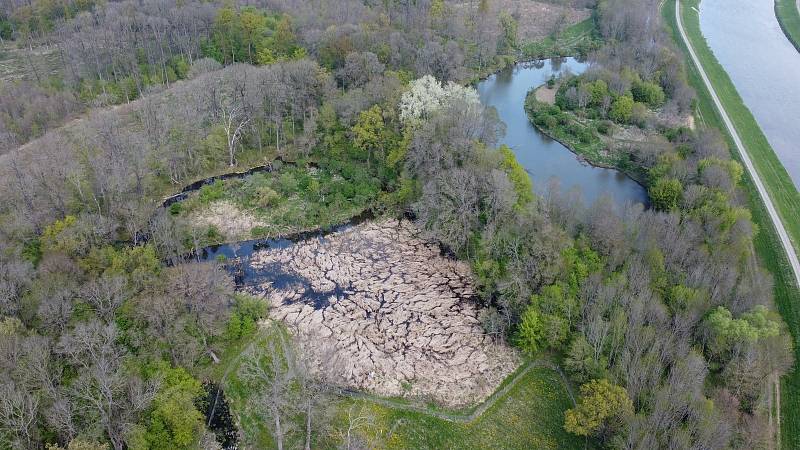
[699,0,800,189]
[476,58,648,206]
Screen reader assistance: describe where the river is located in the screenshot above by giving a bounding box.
[699,0,800,189]
[476,58,649,206]
[196,59,648,261]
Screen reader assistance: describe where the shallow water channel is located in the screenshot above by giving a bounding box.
[476,58,649,206]
[700,0,800,188]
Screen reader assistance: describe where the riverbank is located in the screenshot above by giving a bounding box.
[465,17,599,86]
[776,0,800,53]
[663,1,800,448]
[524,90,652,189]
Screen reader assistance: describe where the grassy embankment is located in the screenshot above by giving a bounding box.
[776,0,800,53]
[663,1,800,448]
[216,325,586,449]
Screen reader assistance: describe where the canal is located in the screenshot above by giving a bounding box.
[700,0,800,188]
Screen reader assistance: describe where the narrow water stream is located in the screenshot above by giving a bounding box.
[198,59,649,262]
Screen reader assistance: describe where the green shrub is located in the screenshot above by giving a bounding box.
[609,95,634,123]
[254,186,280,208]
[578,128,594,144]
[597,120,613,135]
[225,294,268,341]
[205,225,223,242]
[631,79,666,107]
[588,79,609,107]
[515,306,545,355]
[198,180,225,203]
[168,202,183,215]
[649,177,683,211]
[277,172,299,194]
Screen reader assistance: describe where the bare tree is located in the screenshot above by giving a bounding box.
[239,330,296,450]
[341,403,376,450]
[56,321,158,450]
[81,276,129,323]
[218,99,252,167]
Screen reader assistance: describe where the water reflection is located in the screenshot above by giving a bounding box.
[476,58,648,206]
[700,0,800,188]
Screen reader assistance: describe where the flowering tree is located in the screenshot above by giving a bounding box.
[399,75,480,124]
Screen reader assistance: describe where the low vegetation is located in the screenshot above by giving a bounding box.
[520,17,602,59]
[171,160,383,243]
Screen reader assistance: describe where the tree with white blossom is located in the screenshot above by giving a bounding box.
[399,75,480,124]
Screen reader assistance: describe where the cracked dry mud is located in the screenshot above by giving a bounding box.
[243,219,519,407]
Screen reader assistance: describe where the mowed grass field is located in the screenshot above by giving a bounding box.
[335,365,586,450]
[663,2,800,448]
[776,0,800,53]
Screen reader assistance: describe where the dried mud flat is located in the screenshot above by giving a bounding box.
[243,219,519,407]
[191,200,268,240]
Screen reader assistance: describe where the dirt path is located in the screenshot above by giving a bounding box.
[675,0,800,292]
[341,359,576,423]
[776,373,782,449]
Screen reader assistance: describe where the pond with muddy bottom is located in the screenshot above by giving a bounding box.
[207,219,519,408]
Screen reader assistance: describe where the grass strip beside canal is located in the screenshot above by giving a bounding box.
[664,1,800,448]
[776,0,800,53]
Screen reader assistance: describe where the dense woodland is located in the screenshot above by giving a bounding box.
[0,0,794,448]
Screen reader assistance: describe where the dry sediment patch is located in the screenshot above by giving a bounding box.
[243,219,519,407]
[190,200,268,240]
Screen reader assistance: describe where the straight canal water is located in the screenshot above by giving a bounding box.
[476,58,649,206]
[699,0,800,188]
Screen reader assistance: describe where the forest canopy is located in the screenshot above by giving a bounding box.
[0,0,794,448]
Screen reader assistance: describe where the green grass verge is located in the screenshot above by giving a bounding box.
[776,0,800,53]
[217,325,587,449]
[331,365,587,450]
[663,2,800,448]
